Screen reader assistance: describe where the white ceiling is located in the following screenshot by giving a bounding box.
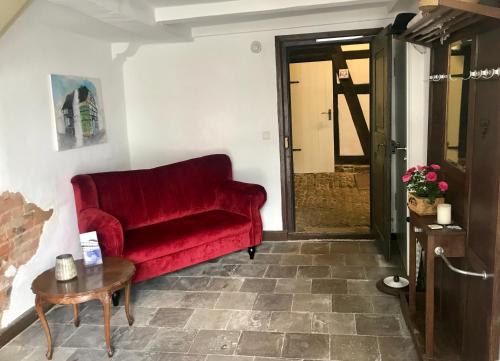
[42,0,411,42]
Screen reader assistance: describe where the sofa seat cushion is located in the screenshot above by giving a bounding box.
[123,210,251,264]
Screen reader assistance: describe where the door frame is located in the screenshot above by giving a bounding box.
[275,28,382,239]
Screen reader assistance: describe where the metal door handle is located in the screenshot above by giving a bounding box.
[292,148,302,152]
[321,109,332,120]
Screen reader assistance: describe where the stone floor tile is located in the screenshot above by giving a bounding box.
[65,349,110,361]
[207,277,243,292]
[274,279,311,293]
[154,353,206,361]
[254,358,300,361]
[280,254,313,266]
[78,304,119,325]
[311,279,347,294]
[200,264,238,277]
[133,290,184,308]
[331,265,366,279]
[189,330,240,355]
[330,334,380,361]
[12,323,77,348]
[171,277,211,291]
[148,308,194,328]
[332,295,373,313]
[268,311,312,333]
[312,254,345,266]
[111,306,157,326]
[173,263,213,276]
[61,325,108,349]
[312,312,355,335]
[292,294,331,312]
[24,347,75,361]
[371,296,401,314]
[148,329,197,352]
[345,254,380,266]
[358,241,379,254]
[0,346,35,361]
[111,350,169,361]
[186,309,233,330]
[219,251,251,264]
[256,242,273,253]
[264,265,297,278]
[356,314,401,336]
[111,326,158,350]
[282,333,329,360]
[240,278,276,293]
[252,254,282,264]
[378,336,419,361]
[232,265,268,278]
[226,310,271,331]
[215,292,257,310]
[177,292,220,308]
[300,242,330,255]
[236,331,284,357]
[330,242,360,253]
[253,294,293,311]
[347,280,381,295]
[46,305,80,324]
[297,266,330,278]
[134,276,179,291]
[206,355,254,361]
[270,242,301,254]
[364,267,403,280]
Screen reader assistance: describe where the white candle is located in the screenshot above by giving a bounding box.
[437,203,452,225]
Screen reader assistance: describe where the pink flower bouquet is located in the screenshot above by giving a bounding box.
[402,164,448,203]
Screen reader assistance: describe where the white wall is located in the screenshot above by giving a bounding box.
[122,6,396,230]
[0,1,130,327]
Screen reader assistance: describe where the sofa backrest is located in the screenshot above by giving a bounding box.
[72,154,233,230]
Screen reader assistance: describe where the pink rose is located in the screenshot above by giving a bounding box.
[426,172,438,182]
[417,165,425,171]
[430,164,441,170]
[438,181,448,192]
[402,174,412,183]
[406,167,416,174]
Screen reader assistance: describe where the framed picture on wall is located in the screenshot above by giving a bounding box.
[49,74,107,151]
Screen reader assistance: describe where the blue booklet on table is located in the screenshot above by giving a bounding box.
[79,231,103,266]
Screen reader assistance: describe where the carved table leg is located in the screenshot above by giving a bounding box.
[100,293,114,357]
[35,295,53,360]
[124,281,134,326]
[72,304,80,327]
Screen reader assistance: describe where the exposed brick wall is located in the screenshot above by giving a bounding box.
[0,192,53,323]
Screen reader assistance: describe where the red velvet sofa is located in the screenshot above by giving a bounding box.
[71,154,266,283]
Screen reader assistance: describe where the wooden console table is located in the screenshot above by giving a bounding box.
[408,211,466,357]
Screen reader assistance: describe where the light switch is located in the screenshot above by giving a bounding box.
[262,131,270,140]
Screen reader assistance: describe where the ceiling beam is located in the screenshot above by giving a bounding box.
[155,0,391,24]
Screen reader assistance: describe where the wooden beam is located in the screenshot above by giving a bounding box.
[332,45,371,156]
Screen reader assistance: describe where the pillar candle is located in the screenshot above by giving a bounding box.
[437,203,452,225]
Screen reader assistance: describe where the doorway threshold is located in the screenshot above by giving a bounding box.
[287,231,375,240]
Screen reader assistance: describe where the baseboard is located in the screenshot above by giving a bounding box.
[0,303,52,349]
[262,230,288,241]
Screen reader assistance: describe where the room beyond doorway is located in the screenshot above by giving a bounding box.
[276,29,380,238]
[290,46,371,234]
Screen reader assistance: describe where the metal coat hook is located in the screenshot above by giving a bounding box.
[429,67,500,82]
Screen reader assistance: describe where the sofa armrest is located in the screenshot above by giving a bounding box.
[78,208,124,257]
[215,180,266,246]
[215,180,266,216]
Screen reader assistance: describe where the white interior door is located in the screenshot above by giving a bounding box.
[290,61,334,174]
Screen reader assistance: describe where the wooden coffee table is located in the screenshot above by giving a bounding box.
[31,257,135,359]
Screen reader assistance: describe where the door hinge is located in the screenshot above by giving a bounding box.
[284,136,289,149]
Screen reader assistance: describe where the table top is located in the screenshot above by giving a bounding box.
[32,257,135,298]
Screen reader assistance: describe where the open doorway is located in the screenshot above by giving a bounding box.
[289,43,371,234]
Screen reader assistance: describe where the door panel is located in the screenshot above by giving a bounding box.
[290,61,334,174]
[371,28,392,259]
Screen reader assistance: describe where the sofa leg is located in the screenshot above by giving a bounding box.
[112,291,120,306]
[248,247,256,260]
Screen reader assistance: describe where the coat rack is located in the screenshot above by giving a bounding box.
[429,67,500,81]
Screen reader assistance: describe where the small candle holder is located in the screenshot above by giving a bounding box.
[55,254,77,281]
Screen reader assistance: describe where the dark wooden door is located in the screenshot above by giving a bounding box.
[370,28,392,259]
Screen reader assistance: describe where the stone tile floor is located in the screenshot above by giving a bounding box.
[0,240,419,361]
